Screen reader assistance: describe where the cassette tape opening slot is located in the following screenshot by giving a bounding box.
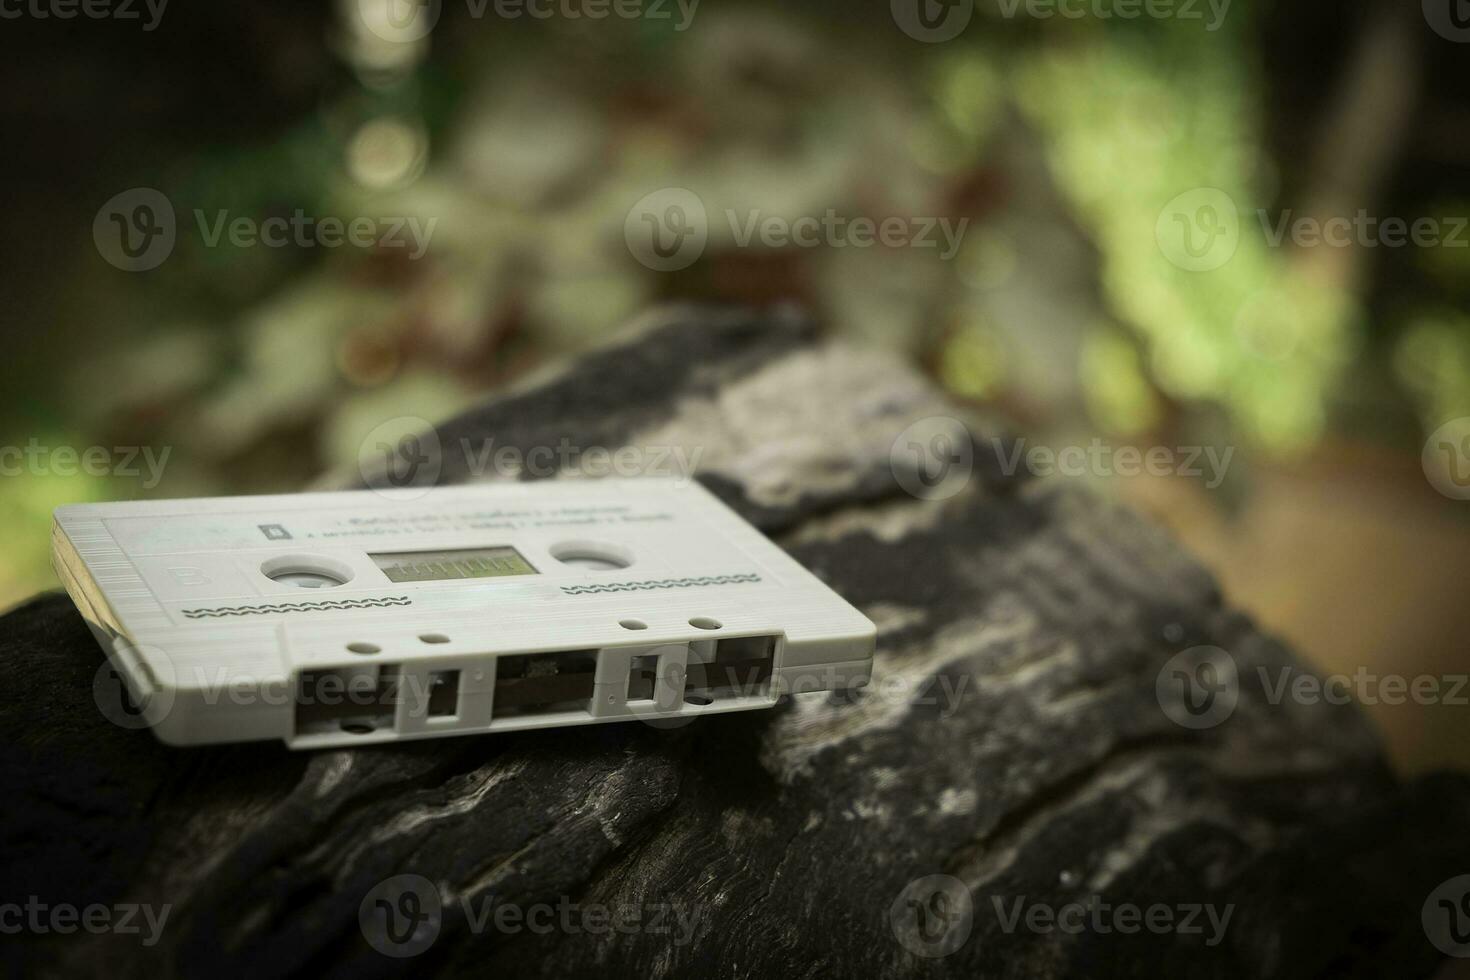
[626,654,660,702]
[684,635,777,704]
[493,650,598,719]
[295,665,400,736]
[427,670,460,718]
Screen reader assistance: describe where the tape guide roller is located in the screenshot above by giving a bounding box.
[51,478,875,749]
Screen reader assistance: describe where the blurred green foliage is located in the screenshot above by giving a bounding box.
[3,2,1466,608]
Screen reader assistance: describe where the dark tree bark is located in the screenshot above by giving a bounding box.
[3,307,1466,979]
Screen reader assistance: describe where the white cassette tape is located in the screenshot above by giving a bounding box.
[51,479,875,748]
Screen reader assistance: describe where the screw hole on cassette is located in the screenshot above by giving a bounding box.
[347,642,381,655]
[685,693,713,706]
[619,619,648,631]
[688,617,722,630]
[340,721,375,735]
[418,633,450,644]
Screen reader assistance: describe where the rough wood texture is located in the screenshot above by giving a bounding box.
[4,307,1467,978]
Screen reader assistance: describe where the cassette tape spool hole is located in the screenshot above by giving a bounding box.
[260,554,354,590]
[550,540,633,571]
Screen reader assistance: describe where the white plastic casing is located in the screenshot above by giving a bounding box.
[51,479,875,748]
